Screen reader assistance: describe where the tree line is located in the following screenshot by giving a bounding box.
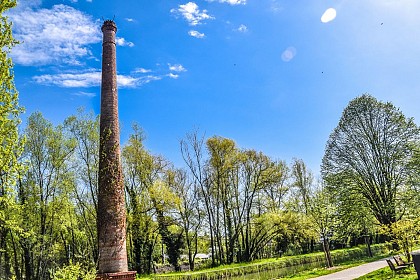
[0,109,316,278]
[1,96,419,279]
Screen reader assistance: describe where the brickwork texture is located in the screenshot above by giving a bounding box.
[97,20,134,279]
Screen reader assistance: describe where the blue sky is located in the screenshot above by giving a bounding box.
[9,0,420,175]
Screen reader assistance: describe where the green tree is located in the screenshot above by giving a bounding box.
[287,159,316,253]
[150,179,184,272]
[322,94,419,227]
[331,184,378,255]
[382,218,420,262]
[181,131,219,266]
[272,211,316,256]
[182,132,293,264]
[262,160,288,212]
[64,109,99,264]
[122,126,160,274]
[237,149,286,262]
[19,112,76,280]
[206,136,239,264]
[290,158,312,215]
[308,184,337,268]
[0,1,24,278]
[169,168,202,271]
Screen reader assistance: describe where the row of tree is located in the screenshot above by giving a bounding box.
[1,95,419,279]
[0,109,315,278]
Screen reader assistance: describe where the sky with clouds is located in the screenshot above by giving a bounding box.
[8,0,420,175]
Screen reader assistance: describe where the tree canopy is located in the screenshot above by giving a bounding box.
[321,94,419,226]
[0,0,22,188]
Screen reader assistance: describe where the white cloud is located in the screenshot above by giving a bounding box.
[15,0,42,9]
[33,71,143,88]
[189,30,205,38]
[74,91,96,97]
[206,0,246,5]
[138,75,163,85]
[117,75,139,87]
[168,64,187,72]
[33,71,101,87]
[281,47,297,62]
[125,18,135,22]
[171,2,214,26]
[236,24,248,33]
[9,4,101,66]
[168,73,179,79]
[33,68,180,89]
[134,67,152,73]
[321,8,337,23]
[116,37,135,47]
[270,0,283,13]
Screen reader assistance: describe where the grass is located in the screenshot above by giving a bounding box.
[137,244,397,280]
[137,253,392,280]
[355,266,418,279]
[148,247,386,278]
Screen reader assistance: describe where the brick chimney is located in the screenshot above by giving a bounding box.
[96,20,136,280]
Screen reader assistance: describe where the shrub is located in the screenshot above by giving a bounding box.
[51,262,96,280]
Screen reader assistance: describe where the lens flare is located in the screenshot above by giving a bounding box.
[321,8,336,23]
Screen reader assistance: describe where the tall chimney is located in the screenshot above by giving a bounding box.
[96,20,135,280]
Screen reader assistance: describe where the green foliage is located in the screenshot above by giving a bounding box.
[0,0,22,174]
[381,218,420,262]
[51,262,95,280]
[16,112,88,279]
[0,0,23,207]
[308,186,337,239]
[308,185,337,267]
[152,181,185,272]
[290,158,313,214]
[123,126,163,273]
[63,109,100,264]
[0,2,25,279]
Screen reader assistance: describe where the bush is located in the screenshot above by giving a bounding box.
[51,262,96,280]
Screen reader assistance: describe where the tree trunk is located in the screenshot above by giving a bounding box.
[364,235,373,257]
[22,242,33,280]
[11,232,21,280]
[322,237,333,268]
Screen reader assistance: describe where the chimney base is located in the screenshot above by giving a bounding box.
[96,271,136,280]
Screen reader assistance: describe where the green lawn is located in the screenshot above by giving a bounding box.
[355,266,418,279]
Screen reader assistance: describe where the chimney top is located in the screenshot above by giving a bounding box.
[102,20,117,33]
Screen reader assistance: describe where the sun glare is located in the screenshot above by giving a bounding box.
[321,8,336,23]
